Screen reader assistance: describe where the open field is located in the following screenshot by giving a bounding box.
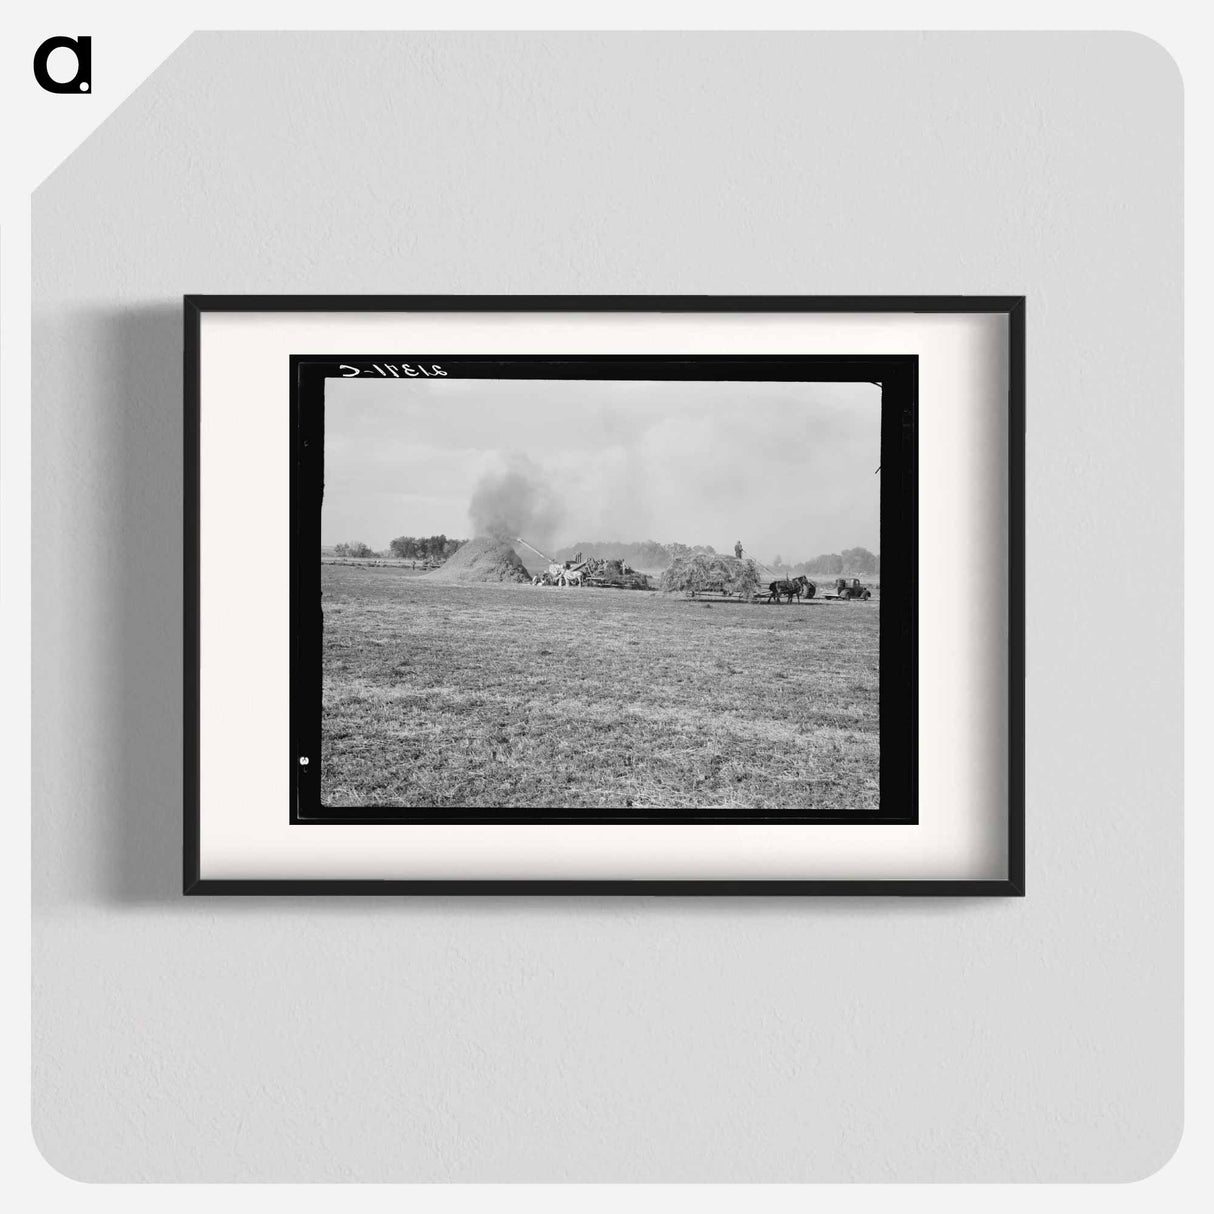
[321,565,880,811]
[321,556,431,573]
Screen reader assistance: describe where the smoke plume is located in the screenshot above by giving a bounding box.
[468,453,562,544]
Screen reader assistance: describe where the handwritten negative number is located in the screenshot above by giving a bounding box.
[338,363,448,378]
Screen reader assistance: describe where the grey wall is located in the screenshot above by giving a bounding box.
[32,33,1182,1181]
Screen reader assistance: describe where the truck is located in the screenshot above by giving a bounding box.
[829,577,873,601]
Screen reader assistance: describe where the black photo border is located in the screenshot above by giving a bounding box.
[184,296,1025,896]
[294,354,914,827]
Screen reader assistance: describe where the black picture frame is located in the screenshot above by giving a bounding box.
[184,295,1025,896]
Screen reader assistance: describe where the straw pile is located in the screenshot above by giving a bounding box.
[422,535,532,583]
[659,554,761,601]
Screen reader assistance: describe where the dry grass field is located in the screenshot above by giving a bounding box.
[321,565,880,811]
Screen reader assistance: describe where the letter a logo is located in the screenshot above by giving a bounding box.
[34,35,92,94]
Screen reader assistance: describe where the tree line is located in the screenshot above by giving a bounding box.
[330,535,878,574]
[387,535,467,561]
[776,547,880,576]
[553,539,880,576]
[330,536,468,561]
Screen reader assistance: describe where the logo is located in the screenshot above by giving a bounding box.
[33,35,91,94]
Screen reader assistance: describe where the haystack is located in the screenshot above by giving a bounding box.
[659,553,761,601]
[422,535,531,583]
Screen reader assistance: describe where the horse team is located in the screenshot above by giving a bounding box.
[766,574,815,604]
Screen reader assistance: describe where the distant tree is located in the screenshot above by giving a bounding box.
[804,552,844,575]
[335,541,375,559]
[639,540,669,568]
[388,534,466,561]
[841,546,877,575]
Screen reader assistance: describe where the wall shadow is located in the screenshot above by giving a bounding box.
[94,304,185,905]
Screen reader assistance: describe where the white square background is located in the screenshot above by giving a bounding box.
[26,29,1181,1184]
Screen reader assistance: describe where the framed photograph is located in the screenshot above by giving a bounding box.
[185,296,1024,894]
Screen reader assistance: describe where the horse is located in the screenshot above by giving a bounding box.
[558,568,585,587]
[768,575,814,604]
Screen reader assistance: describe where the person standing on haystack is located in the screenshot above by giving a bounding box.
[734,540,744,559]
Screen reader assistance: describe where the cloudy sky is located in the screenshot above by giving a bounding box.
[322,376,880,563]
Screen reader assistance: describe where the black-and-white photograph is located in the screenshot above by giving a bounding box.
[294,355,912,820]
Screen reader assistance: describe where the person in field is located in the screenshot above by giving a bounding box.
[734,540,744,559]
